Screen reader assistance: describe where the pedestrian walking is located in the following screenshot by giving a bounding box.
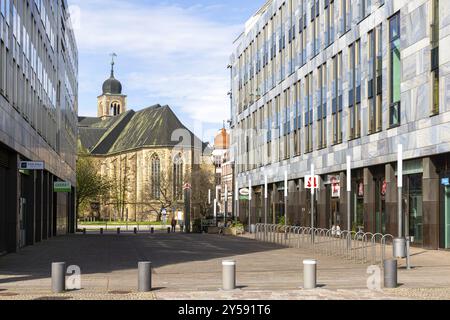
[171,216,177,233]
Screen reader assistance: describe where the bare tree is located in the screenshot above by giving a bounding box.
[76,154,111,219]
[139,168,186,221]
[189,164,215,219]
[108,155,132,221]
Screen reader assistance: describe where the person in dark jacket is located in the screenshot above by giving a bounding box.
[171,216,177,233]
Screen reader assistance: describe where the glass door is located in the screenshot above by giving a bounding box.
[445,186,450,249]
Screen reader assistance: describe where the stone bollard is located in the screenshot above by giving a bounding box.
[52,262,66,293]
[117,228,121,235]
[384,259,398,288]
[303,259,317,290]
[138,262,152,292]
[100,228,104,235]
[222,260,236,291]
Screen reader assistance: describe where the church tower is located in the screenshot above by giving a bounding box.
[97,53,127,119]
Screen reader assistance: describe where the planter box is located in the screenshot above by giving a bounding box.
[207,227,220,234]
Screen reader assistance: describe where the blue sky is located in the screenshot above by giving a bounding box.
[70,0,264,143]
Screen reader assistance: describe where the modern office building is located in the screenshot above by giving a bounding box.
[230,0,450,250]
[0,0,78,255]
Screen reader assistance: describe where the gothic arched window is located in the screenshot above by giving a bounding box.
[173,153,184,201]
[151,154,161,200]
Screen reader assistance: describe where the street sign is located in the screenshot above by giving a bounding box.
[441,178,450,186]
[19,161,44,170]
[239,188,250,200]
[381,180,387,196]
[330,176,340,198]
[54,181,72,193]
[239,188,250,196]
[305,175,319,189]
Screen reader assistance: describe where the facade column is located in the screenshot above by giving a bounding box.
[317,176,327,229]
[287,180,297,225]
[6,154,20,253]
[423,157,439,249]
[271,184,277,224]
[35,170,43,243]
[385,163,398,237]
[299,179,307,226]
[364,168,375,233]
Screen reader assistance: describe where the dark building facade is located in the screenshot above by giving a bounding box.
[0,0,78,255]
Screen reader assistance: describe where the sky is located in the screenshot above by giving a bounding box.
[69,0,265,144]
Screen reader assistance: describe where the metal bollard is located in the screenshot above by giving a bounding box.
[151,227,154,234]
[134,227,138,234]
[303,259,317,290]
[100,228,103,235]
[222,260,236,291]
[138,262,152,292]
[167,227,171,234]
[384,259,398,288]
[117,228,121,235]
[83,228,86,235]
[52,262,66,293]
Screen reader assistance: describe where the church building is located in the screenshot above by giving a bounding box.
[78,58,210,221]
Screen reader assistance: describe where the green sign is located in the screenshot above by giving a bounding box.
[239,195,249,201]
[54,182,72,193]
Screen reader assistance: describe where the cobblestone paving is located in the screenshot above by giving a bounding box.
[1,233,450,300]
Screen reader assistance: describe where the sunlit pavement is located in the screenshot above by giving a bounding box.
[1,232,450,300]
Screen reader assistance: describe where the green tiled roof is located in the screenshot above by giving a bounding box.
[78,105,208,155]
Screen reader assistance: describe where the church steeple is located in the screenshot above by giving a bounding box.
[97,53,127,119]
[110,53,116,77]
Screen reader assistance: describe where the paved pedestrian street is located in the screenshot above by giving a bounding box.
[0,233,450,300]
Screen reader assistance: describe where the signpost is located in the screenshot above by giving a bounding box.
[224,184,228,224]
[306,165,319,243]
[264,174,268,241]
[183,183,192,233]
[248,179,252,234]
[235,181,239,221]
[284,171,288,239]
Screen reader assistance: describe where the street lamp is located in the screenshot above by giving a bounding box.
[347,156,352,231]
[284,170,288,240]
[394,144,411,269]
[248,178,252,234]
[264,173,268,241]
[224,184,228,224]
[235,180,239,223]
[311,164,315,244]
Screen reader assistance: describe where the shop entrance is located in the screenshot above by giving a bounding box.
[330,200,341,227]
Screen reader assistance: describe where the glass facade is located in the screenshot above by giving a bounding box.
[389,12,401,127]
[404,174,423,245]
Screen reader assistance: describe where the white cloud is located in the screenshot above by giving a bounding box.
[71,0,240,124]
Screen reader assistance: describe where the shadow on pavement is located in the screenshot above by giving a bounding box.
[0,233,285,284]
